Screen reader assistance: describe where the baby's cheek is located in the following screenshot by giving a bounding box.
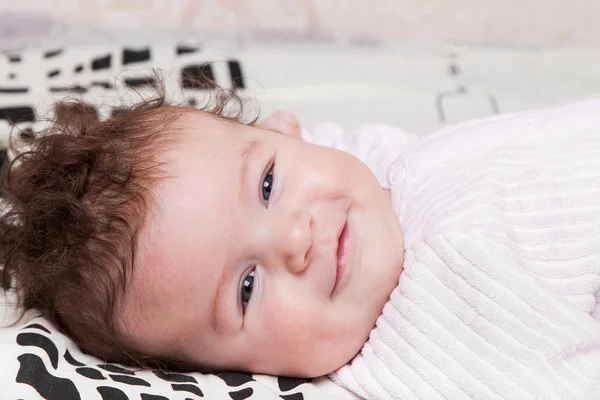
[257,294,314,345]
[249,302,325,375]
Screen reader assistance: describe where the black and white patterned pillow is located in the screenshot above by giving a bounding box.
[0,44,359,400]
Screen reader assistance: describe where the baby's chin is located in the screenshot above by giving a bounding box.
[301,320,385,378]
[242,322,374,379]
[285,262,402,377]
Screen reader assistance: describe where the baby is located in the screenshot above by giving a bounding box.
[2,91,600,399]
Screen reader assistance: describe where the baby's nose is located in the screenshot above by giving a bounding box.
[277,210,312,274]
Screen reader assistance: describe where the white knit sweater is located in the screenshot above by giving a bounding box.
[304,100,600,399]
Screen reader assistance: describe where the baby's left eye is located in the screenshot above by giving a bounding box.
[240,269,255,313]
[261,164,274,207]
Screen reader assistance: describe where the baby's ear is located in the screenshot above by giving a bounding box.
[256,111,301,139]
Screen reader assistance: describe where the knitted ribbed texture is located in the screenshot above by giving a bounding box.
[331,231,600,399]
[326,101,600,399]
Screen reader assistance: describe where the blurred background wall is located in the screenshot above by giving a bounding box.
[1,0,600,47]
[2,0,600,135]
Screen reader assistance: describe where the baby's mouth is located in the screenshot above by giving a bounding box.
[333,220,349,295]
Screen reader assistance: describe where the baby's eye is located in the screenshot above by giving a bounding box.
[261,163,274,207]
[240,269,255,313]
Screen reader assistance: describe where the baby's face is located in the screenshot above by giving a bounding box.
[121,111,404,377]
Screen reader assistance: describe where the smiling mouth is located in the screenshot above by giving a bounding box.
[333,220,349,295]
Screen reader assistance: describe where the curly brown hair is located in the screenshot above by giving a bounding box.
[0,79,254,369]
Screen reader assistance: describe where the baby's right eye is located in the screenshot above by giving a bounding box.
[261,162,274,207]
[240,269,255,314]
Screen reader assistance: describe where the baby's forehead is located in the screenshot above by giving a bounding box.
[141,110,255,246]
[167,113,287,177]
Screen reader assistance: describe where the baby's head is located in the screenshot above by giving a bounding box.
[0,94,404,377]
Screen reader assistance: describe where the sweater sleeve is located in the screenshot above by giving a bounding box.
[330,229,600,400]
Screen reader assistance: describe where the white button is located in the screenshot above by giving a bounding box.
[389,167,405,185]
[387,157,406,186]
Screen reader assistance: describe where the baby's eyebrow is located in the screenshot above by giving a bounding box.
[239,139,261,200]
